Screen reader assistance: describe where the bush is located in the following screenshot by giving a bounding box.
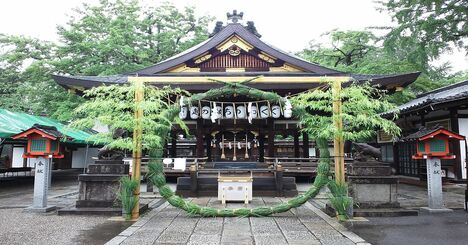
[118,176,139,220]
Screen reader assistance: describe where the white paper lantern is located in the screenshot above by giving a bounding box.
[190,106,199,119]
[260,105,269,118]
[225,106,234,119]
[237,105,246,118]
[179,107,187,119]
[271,105,281,118]
[201,106,210,119]
[284,108,292,118]
[215,106,223,118]
[250,106,258,118]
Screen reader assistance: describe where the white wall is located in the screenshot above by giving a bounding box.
[71,147,99,168]
[458,118,468,179]
[11,147,24,168]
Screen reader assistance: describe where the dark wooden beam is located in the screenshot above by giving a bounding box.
[450,109,462,179]
[302,132,310,158]
[170,130,177,158]
[293,131,300,158]
[267,119,275,157]
[196,119,204,158]
[259,134,265,162]
[205,134,212,162]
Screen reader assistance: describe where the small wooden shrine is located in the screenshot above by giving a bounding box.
[11,124,65,159]
[403,127,465,160]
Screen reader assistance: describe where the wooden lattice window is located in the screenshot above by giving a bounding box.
[31,139,46,152]
[429,138,446,152]
[50,141,58,152]
[418,142,426,153]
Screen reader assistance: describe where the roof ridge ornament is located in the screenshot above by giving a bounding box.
[227,10,243,23]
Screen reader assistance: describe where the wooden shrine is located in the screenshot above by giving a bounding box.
[53,11,420,199]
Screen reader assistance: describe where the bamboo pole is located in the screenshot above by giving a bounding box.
[131,80,144,220]
[332,80,345,185]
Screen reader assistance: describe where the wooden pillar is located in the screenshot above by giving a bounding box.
[170,130,177,158]
[190,165,198,196]
[293,131,300,158]
[332,80,345,185]
[259,134,265,162]
[131,79,144,220]
[205,134,212,162]
[302,132,309,158]
[450,109,462,179]
[275,164,284,196]
[267,119,275,157]
[196,119,204,158]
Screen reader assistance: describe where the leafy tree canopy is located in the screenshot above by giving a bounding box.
[0,0,212,121]
[70,83,187,151]
[378,0,468,68]
[292,82,401,142]
[299,29,467,105]
[55,0,213,75]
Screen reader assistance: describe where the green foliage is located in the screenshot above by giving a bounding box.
[298,29,467,105]
[327,181,352,221]
[70,83,187,150]
[141,87,330,217]
[0,35,83,119]
[147,145,331,217]
[301,30,377,68]
[55,0,213,76]
[378,0,468,66]
[292,82,401,142]
[187,78,283,104]
[0,0,211,121]
[118,176,139,220]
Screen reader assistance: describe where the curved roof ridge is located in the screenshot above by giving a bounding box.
[129,23,342,75]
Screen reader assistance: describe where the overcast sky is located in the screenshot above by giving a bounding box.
[1,0,466,73]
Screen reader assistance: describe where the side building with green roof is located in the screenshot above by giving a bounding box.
[0,108,101,171]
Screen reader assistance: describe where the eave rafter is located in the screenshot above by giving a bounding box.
[128,76,351,84]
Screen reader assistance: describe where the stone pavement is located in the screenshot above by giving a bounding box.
[107,197,368,245]
[397,183,465,209]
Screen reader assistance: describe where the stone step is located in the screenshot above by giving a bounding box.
[353,208,419,217]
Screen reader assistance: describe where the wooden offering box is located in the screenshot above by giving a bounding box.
[218,172,253,204]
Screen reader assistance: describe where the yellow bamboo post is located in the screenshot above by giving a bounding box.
[332,80,345,185]
[131,79,144,220]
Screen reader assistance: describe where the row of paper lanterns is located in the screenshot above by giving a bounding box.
[179,104,292,120]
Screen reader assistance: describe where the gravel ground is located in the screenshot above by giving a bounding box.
[0,208,109,245]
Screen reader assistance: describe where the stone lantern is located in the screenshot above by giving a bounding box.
[11,124,65,212]
[404,126,465,212]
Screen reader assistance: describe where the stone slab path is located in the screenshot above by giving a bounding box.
[107,198,369,245]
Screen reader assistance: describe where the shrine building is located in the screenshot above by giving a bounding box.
[53,11,420,182]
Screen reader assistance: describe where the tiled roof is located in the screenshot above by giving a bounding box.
[391,80,468,115]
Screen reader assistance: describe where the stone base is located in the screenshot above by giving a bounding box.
[348,176,399,209]
[326,204,418,217]
[420,207,453,214]
[24,205,57,213]
[58,203,148,216]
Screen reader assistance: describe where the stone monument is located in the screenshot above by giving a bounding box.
[347,160,399,209]
[26,157,56,212]
[75,158,129,208]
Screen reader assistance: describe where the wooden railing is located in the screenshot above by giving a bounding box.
[263,157,353,174]
[140,157,208,174]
